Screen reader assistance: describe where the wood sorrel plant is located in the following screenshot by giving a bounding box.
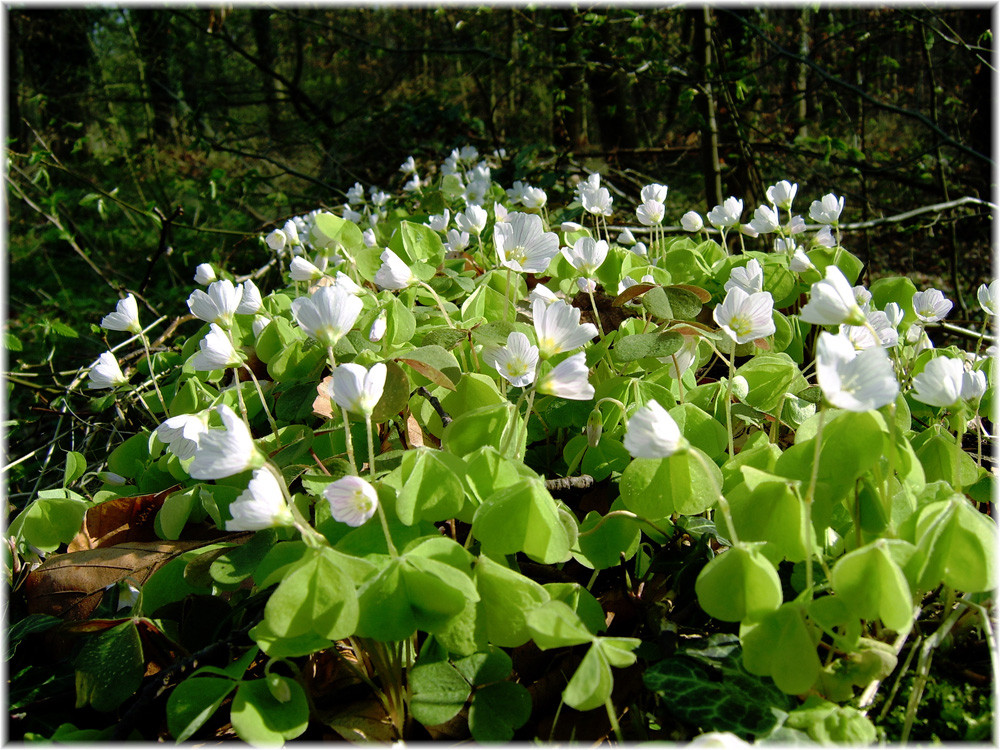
[9,148,996,744]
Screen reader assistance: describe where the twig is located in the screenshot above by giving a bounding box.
[415,386,452,426]
[543,475,595,492]
[138,206,184,295]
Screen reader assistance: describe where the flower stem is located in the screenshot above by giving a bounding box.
[365,413,377,481]
[243,364,281,446]
[587,287,605,338]
[417,280,456,328]
[725,346,736,457]
[138,332,169,417]
[687,445,739,544]
[803,407,827,594]
[264,461,326,548]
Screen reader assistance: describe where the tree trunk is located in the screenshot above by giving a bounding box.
[693,7,722,208]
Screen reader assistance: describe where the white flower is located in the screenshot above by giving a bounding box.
[766,180,798,211]
[373,249,415,290]
[236,279,262,315]
[493,202,509,223]
[577,277,598,294]
[724,258,764,295]
[977,280,999,315]
[630,242,648,257]
[329,362,387,417]
[840,310,898,350]
[739,223,759,239]
[290,256,324,282]
[187,279,244,328]
[536,353,594,400]
[334,272,365,296]
[789,248,816,274]
[282,220,300,247]
[911,357,967,407]
[580,182,613,216]
[562,237,609,277]
[189,405,261,480]
[403,175,423,193]
[456,205,488,235]
[618,276,639,295]
[813,225,836,247]
[713,288,776,345]
[399,156,417,174]
[533,298,597,358]
[689,731,752,748]
[660,335,700,380]
[636,199,666,227]
[265,230,287,253]
[324,475,379,527]
[905,323,935,354]
[445,228,470,253]
[494,212,560,274]
[912,288,953,323]
[493,332,539,388]
[226,468,294,531]
[521,185,547,210]
[617,227,637,245]
[853,285,873,311]
[362,228,378,247]
[87,352,128,389]
[707,197,744,229]
[528,283,559,306]
[624,400,683,459]
[809,193,845,225]
[101,294,141,335]
[749,205,780,234]
[773,237,798,255]
[798,266,867,326]
[342,205,362,224]
[347,182,366,205]
[194,263,217,285]
[962,369,987,402]
[680,211,704,233]
[428,209,450,233]
[291,285,363,347]
[883,302,905,329]
[157,413,210,460]
[787,214,807,234]
[816,332,898,412]
[369,311,387,343]
[191,324,243,371]
[641,183,668,204]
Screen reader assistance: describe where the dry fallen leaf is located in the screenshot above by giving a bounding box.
[68,485,179,552]
[314,375,334,420]
[24,539,214,620]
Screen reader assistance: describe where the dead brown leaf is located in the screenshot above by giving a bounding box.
[24,539,214,620]
[68,485,180,552]
[314,375,334,420]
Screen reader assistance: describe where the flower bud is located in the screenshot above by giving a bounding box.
[586,408,604,447]
[369,311,388,343]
